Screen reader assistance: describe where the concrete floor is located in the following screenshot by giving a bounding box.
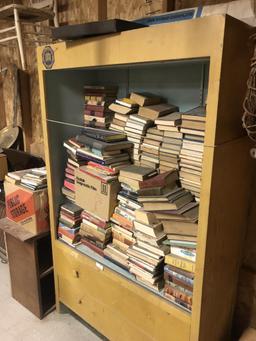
[0,261,102,341]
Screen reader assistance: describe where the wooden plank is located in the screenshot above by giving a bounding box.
[0,4,54,22]
[18,69,32,151]
[107,0,174,20]
[0,71,6,130]
[55,240,191,341]
[214,15,251,145]
[0,217,48,242]
[191,137,254,341]
[175,0,231,9]
[6,233,41,317]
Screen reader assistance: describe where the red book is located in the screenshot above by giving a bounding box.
[84,104,105,113]
[81,210,109,229]
[60,211,81,222]
[87,161,117,175]
[84,109,105,118]
[65,173,75,181]
[58,228,76,240]
[65,167,75,175]
[78,168,108,184]
[68,138,84,148]
[140,170,178,189]
[64,180,75,192]
[164,284,192,305]
[112,213,133,230]
[81,239,105,257]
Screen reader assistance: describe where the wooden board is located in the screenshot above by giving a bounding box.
[0,217,48,242]
[6,233,41,317]
[107,0,175,20]
[0,4,54,22]
[191,137,253,341]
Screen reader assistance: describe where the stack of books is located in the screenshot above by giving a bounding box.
[179,106,206,201]
[58,202,83,246]
[109,97,139,132]
[161,202,198,243]
[153,193,198,310]
[164,248,195,311]
[6,167,47,191]
[105,215,137,270]
[127,209,169,291]
[84,85,117,129]
[163,263,194,311]
[105,165,157,270]
[75,127,133,170]
[62,138,86,201]
[140,127,163,169]
[79,210,112,256]
[138,103,178,121]
[130,93,178,166]
[154,113,182,173]
[125,114,153,164]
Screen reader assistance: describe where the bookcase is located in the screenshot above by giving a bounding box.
[38,15,253,341]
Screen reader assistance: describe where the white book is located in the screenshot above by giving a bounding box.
[171,246,196,262]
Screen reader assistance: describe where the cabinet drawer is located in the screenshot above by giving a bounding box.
[55,241,190,341]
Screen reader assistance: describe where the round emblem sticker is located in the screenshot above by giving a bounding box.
[42,46,55,70]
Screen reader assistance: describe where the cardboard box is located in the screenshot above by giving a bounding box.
[4,181,49,235]
[75,168,120,221]
[0,154,8,181]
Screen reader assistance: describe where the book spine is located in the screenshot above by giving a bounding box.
[80,169,108,184]
[82,214,108,229]
[164,284,192,305]
[81,238,105,256]
[165,255,195,273]
[76,134,104,151]
[58,228,77,239]
[114,207,134,223]
[164,269,194,288]
[80,225,111,243]
[164,272,193,291]
[88,161,116,174]
[164,291,192,311]
[84,104,106,112]
[112,239,129,253]
[81,222,111,235]
[112,213,133,230]
[170,247,196,262]
[64,180,75,192]
[112,231,135,246]
[84,109,105,117]
[76,151,105,165]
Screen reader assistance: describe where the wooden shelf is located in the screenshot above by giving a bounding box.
[38,15,253,341]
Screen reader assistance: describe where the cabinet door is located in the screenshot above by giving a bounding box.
[55,241,191,341]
